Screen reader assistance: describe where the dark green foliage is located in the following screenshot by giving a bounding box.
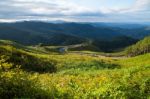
[126,36,150,56]
[9,51,57,73]
[93,36,138,52]
[0,70,56,99]
[60,60,119,71]
[0,46,57,73]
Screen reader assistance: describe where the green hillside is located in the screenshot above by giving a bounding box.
[0,22,138,52]
[118,53,150,67]
[126,36,150,56]
[0,40,149,98]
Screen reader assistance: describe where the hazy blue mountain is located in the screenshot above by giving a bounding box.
[90,22,147,29]
[0,21,123,44]
[0,22,86,45]
[90,22,150,39]
[0,21,147,52]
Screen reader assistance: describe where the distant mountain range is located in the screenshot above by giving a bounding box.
[0,21,149,52]
[90,22,150,38]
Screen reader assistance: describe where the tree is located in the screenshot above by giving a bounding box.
[126,36,150,56]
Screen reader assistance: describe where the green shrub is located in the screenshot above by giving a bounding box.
[0,70,54,98]
[0,46,57,73]
[126,36,150,56]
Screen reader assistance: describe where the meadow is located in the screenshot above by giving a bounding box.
[0,40,149,99]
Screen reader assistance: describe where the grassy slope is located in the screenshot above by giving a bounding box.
[0,40,149,98]
[117,53,150,67]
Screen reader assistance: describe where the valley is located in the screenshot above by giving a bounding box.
[0,0,150,98]
[0,35,150,98]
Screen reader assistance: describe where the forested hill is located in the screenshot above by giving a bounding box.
[126,36,150,56]
[0,21,149,52]
[0,21,122,45]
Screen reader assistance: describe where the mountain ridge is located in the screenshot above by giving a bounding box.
[0,21,148,52]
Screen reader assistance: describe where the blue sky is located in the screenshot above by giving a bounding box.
[0,0,149,22]
[71,0,135,9]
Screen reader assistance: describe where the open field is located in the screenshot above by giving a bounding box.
[0,41,149,98]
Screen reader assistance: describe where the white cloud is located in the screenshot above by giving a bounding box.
[115,0,150,13]
[134,0,150,10]
[0,0,104,21]
[99,0,150,22]
[0,0,149,22]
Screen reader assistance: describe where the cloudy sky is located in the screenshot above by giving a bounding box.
[0,0,150,22]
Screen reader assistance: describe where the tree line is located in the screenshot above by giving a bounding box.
[126,36,150,57]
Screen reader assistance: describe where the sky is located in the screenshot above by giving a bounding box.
[0,0,150,22]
